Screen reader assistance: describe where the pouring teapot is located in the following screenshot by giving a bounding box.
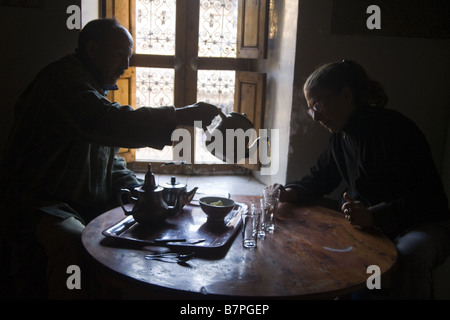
[118,164,197,225]
[204,111,266,163]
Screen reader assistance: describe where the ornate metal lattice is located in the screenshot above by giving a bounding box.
[198,0,238,57]
[135,67,175,161]
[195,70,235,163]
[136,67,174,107]
[197,69,235,119]
[136,0,176,55]
[134,1,239,162]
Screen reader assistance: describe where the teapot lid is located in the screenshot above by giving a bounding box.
[142,163,157,191]
[161,176,186,189]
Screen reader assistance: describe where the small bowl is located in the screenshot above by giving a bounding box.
[199,196,236,223]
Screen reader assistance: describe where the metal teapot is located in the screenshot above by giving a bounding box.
[161,176,198,208]
[204,111,265,163]
[118,164,197,225]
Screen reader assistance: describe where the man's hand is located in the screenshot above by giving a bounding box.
[341,192,374,228]
[175,102,221,127]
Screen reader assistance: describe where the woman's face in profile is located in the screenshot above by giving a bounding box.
[304,86,355,133]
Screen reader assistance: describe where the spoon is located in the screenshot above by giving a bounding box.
[144,252,194,263]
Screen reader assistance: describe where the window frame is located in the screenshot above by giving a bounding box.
[102,0,268,174]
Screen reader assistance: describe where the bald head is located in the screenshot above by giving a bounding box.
[76,18,133,87]
[77,19,132,54]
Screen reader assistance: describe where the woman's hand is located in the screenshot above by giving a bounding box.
[341,192,374,228]
[270,184,298,202]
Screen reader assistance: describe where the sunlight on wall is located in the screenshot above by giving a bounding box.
[81,0,99,27]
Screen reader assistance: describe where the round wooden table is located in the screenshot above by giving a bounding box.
[82,195,397,299]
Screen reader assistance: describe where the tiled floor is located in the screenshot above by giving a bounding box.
[136,173,266,197]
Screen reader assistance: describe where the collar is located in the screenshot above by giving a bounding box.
[103,84,119,91]
[342,105,372,135]
[74,52,119,93]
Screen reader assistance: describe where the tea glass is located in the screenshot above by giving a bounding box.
[261,187,280,233]
[241,205,260,248]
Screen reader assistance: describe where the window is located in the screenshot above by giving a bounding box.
[103,0,268,173]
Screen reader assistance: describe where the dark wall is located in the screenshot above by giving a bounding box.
[287,0,450,196]
[0,0,81,153]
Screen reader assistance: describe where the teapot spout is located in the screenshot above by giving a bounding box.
[204,111,227,140]
[186,186,199,203]
[182,186,198,207]
[166,186,198,215]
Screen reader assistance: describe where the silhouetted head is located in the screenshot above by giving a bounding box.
[76,18,133,87]
[303,60,388,133]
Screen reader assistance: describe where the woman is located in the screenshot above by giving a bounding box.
[275,60,450,299]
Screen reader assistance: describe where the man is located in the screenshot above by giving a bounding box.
[0,18,219,298]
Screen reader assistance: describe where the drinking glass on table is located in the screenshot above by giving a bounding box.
[257,199,267,238]
[241,204,260,248]
[261,186,280,233]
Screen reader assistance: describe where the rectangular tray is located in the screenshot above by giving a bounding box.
[102,202,247,251]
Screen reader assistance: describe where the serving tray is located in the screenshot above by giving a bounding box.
[102,202,247,252]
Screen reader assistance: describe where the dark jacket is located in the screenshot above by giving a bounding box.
[0,54,176,227]
[286,106,450,238]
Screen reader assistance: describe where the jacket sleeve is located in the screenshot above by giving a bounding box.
[111,155,143,196]
[46,65,177,149]
[285,138,342,203]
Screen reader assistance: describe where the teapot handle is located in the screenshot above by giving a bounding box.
[203,110,227,140]
[218,110,227,120]
[118,188,137,215]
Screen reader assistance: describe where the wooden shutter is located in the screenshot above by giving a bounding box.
[104,0,137,163]
[234,71,266,170]
[235,0,268,171]
[107,68,137,163]
[237,0,269,59]
[103,0,135,38]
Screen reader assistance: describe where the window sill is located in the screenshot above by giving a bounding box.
[135,173,265,196]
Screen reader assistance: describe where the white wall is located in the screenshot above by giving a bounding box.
[253,0,299,187]
[82,0,99,27]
